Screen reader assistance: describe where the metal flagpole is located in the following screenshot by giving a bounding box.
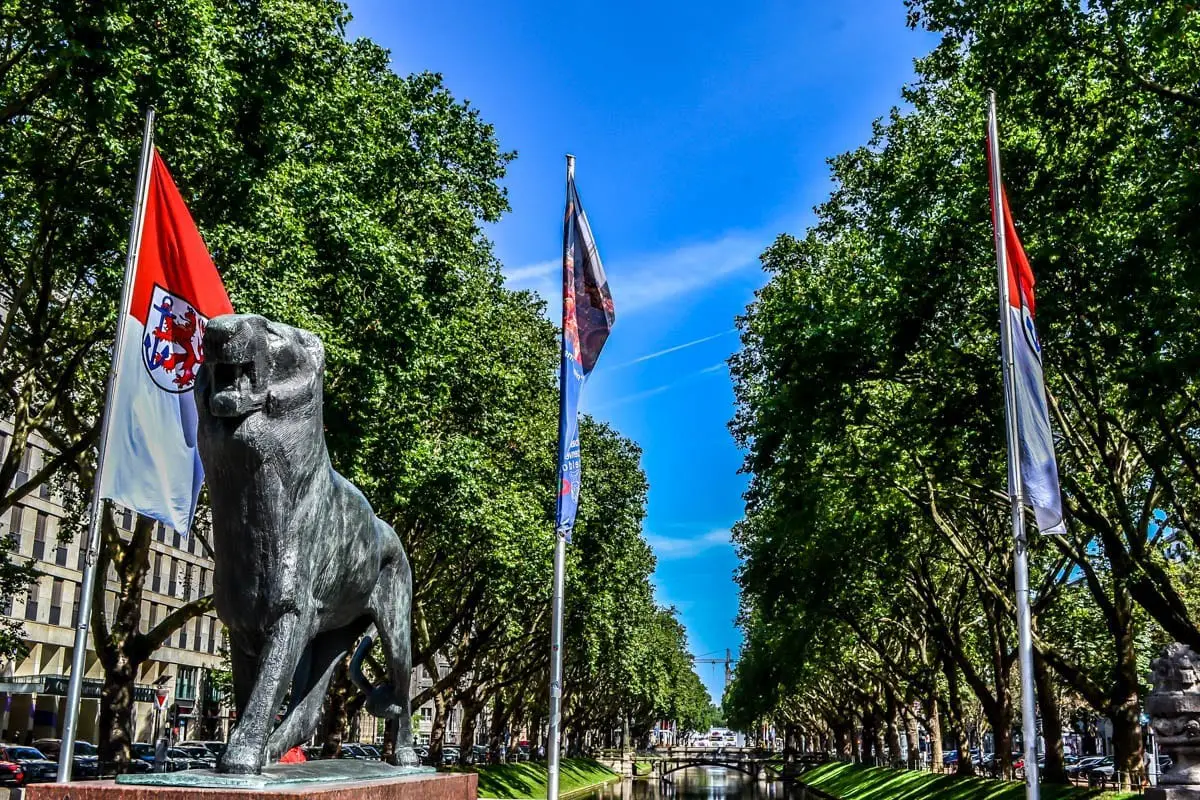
[987,90,1040,800]
[57,108,156,783]
[545,153,575,800]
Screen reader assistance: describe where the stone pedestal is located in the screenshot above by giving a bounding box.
[26,769,476,800]
[1147,788,1200,800]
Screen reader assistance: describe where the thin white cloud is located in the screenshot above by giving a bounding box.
[610,329,737,370]
[647,528,732,561]
[591,361,728,411]
[503,231,763,314]
[504,260,558,283]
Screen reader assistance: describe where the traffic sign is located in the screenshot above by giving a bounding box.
[154,686,169,711]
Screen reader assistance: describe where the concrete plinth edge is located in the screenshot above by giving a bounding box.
[1147,787,1200,800]
[25,771,477,800]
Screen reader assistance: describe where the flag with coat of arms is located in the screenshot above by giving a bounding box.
[555,162,616,540]
[97,149,233,533]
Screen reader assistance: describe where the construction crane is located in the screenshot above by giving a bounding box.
[694,648,735,691]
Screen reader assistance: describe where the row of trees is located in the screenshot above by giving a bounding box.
[0,0,712,767]
[724,0,1200,791]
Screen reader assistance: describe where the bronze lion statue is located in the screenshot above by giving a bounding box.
[195,314,415,774]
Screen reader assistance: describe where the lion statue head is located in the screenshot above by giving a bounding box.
[196,314,325,426]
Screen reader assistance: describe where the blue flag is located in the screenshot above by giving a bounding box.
[556,168,615,539]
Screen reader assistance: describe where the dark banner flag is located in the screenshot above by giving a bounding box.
[987,139,1065,535]
[555,161,616,539]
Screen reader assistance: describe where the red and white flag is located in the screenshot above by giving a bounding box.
[98,150,233,533]
[988,150,1066,535]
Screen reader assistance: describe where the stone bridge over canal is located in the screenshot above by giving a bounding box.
[598,748,782,781]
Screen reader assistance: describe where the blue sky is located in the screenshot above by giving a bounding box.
[347,0,937,704]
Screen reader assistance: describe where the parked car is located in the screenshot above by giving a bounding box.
[414,745,431,765]
[0,756,23,787]
[175,745,217,769]
[338,743,368,759]
[442,746,460,765]
[302,746,326,761]
[1066,756,1106,778]
[472,745,488,764]
[942,749,958,766]
[178,740,226,759]
[345,743,381,760]
[33,738,101,780]
[167,748,209,770]
[0,745,57,784]
[131,742,190,772]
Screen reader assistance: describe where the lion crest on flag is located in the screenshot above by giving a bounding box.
[142,284,210,392]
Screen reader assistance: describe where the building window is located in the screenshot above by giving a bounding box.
[177,666,197,701]
[199,567,208,597]
[193,617,204,650]
[71,583,81,626]
[152,552,162,593]
[156,522,166,543]
[8,505,23,545]
[149,603,158,628]
[187,535,196,555]
[48,578,63,626]
[24,580,39,621]
[120,507,133,531]
[172,530,181,549]
[15,445,32,486]
[76,542,86,571]
[32,511,47,561]
[166,556,176,597]
[208,619,218,654]
[183,563,193,600]
[176,621,187,648]
[55,531,67,566]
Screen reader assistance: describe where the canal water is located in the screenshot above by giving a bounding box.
[583,767,803,800]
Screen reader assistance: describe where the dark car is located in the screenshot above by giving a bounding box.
[0,745,57,784]
[414,745,431,765]
[302,746,325,761]
[442,747,460,765]
[0,757,23,787]
[175,745,217,769]
[33,738,101,780]
[178,740,226,760]
[131,742,189,772]
[338,743,367,759]
[345,743,381,760]
[472,745,488,764]
[167,748,209,770]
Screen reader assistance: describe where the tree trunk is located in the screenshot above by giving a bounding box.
[834,719,853,761]
[98,657,135,771]
[1111,691,1144,790]
[428,690,448,767]
[903,696,921,770]
[926,694,942,772]
[319,661,352,758]
[783,722,799,771]
[943,663,974,777]
[1034,649,1067,784]
[885,688,902,768]
[381,718,398,764]
[487,695,507,763]
[458,699,480,765]
[872,718,887,769]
